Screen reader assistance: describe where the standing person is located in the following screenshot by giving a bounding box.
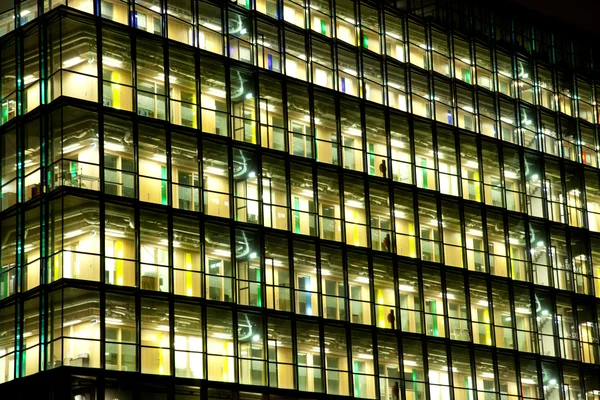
[392,381,400,400]
[387,309,396,330]
[379,159,387,178]
[383,233,391,252]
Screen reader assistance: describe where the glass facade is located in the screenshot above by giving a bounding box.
[2,0,600,398]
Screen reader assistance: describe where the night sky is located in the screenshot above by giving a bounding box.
[509,0,600,35]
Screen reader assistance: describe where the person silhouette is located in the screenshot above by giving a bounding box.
[383,234,391,252]
[392,381,399,400]
[387,309,396,330]
[379,159,387,178]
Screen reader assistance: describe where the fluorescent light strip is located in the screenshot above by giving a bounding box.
[102,57,123,68]
[104,142,125,152]
[62,56,84,69]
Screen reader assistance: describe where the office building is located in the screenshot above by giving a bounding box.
[1,0,600,398]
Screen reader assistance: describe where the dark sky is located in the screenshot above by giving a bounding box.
[509,0,600,35]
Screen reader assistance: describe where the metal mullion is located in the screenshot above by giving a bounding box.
[314,236,323,320]
[468,341,480,400]
[15,290,23,378]
[163,36,172,207]
[530,356,545,400]
[282,156,295,310]
[40,110,49,287]
[517,143,529,219]
[415,260,425,338]
[135,287,142,374]
[274,24,288,142]
[568,293,582,363]
[369,326,380,400]
[391,252,403,330]
[379,2,389,81]
[423,19,431,72]
[532,81,545,154]
[99,199,107,371]
[249,67,262,159]
[462,270,474,344]
[539,152,552,236]
[344,318,354,398]
[547,109,560,158]
[341,237,350,334]
[338,167,350,248]
[407,112,418,186]
[361,110,372,250]
[305,76,316,165]
[223,2,230,61]
[40,196,50,369]
[410,176,422,264]
[193,47,203,139]
[223,60,234,142]
[366,250,375,332]
[432,172,444,266]
[550,353,568,400]
[58,192,65,284]
[278,66,290,154]
[445,334,456,400]
[199,298,208,380]
[54,8,63,107]
[318,318,327,394]
[440,267,451,343]
[38,10,48,110]
[166,205,174,295]
[490,39,504,131]
[484,275,497,348]
[15,31,24,208]
[189,0,197,49]
[520,209,535,285]
[331,106,345,242]
[532,284,549,357]
[198,202,207,300]
[133,190,141,292]
[428,69,437,126]
[502,280,519,364]
[228,216,237,305]
[126,0,134,28]
[225,137,234,221]
[168,276,176,379]
[159,0,166,41]
[130,35,140,206]
[333,82,343,175]
[396,307,407,400]
[331,39,340,94]
[447,30,457,83]
[430,119,441,196]
[479,188,492,275]
[286,234,297,385]
[405,63,414,116]
[459,199,470,271]
[384,119,395,256]
[257,304,269,387]
[572,363,587,400]
[39,281,47,373]
[96,19,107,201]
[471,38,480,90]
[420,331,431,400]
[587,294,600,368]
[258,211,266,305]
[354,0,366,106]
[495,140,511,218]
